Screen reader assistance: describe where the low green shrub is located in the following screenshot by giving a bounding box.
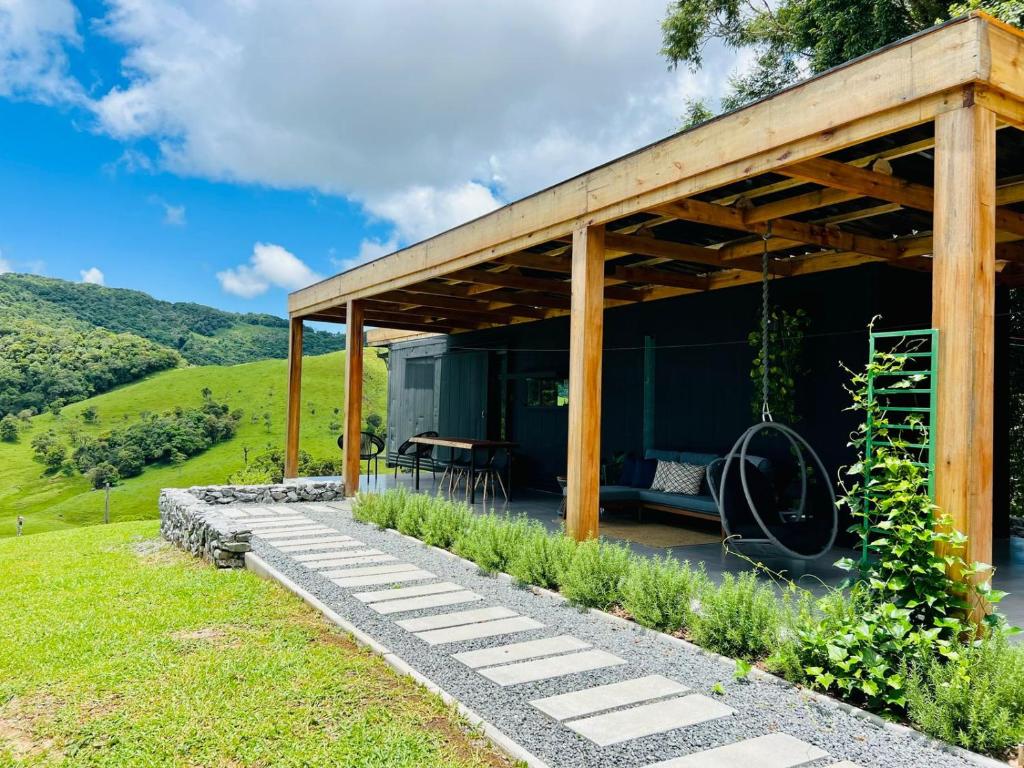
[691,571,782,661]
[454,513,531,574]
[621,555,706,633]
[419,497,472,549]
[559,538,631,609]
[508,526,577,589]
[352,488,408,529]
[396,493,432,537]
[906,636,1024,754]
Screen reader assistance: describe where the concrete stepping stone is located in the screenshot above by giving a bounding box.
[233,515,308,524]
[259,528,335,541]
[303,554,397,569]
[415,616,544,646]
[645,732,829,767]
[397,606,517,632]
[292,548,383,562]
[352,582,467,603]
[369,590,483,614]
[331,569,436,588]
[254,524,327,534]
[244,519,313,529]
[453,635,591,669]
[479,649,626,686]
[530,675,689,720]
[567,694,734,747]
[322,563,419,579]
[824,763,862,768]
[272,536,356,548]
[276,540,361,552]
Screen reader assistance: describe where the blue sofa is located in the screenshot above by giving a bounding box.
[595,448,773,526]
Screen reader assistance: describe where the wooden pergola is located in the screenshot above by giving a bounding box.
[286,13,1024,568]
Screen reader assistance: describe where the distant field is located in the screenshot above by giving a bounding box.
[0,350,388,538]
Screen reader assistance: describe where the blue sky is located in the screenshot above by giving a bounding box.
[0,1,733,319]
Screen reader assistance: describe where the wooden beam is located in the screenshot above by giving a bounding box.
[500,252,573,273]
[658,198,904,261]
[449,267,649,303]
[284,318,303,479]
[612,266,709,291]
[781,154,1024,237]
[360,299,496,328]
[376,289,550,320]
[932,103,996,614]
[343,301,365,496]
[566,225,605,542]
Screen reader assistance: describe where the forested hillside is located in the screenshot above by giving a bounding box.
[0,350,388,536]
[0,273,347,416]
[0,274,345,365]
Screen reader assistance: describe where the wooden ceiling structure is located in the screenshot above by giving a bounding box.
[286,13,1024,572]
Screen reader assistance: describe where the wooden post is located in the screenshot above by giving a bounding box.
[343,300,365,497]
[284,318,304,479]
[932,103,996,604]
[566,225,605,541]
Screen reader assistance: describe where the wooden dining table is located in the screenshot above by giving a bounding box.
[409,436,517,504]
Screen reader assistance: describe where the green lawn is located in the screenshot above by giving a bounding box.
[0,522,512,768]
[0,350,388,538]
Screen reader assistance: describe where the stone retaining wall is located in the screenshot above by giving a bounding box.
[159,482,344,568]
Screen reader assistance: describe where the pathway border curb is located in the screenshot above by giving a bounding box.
[244,550,550,768]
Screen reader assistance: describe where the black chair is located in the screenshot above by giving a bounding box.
[395,430,439,481]
[472,449,511,504]
[439,448,472,496]
[337,432,385,479]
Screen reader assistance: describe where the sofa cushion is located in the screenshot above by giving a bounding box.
[637,490,719,516]
[651,461,704,495]
[597,485,642,503]
[616,456,637,486]
[679,451,719,467]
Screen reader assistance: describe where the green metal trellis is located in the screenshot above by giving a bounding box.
[861,328,938,568]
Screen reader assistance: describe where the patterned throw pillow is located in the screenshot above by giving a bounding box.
[650,460,704,495]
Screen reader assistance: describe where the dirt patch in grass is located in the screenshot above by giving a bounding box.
[169,626,242,649]
[0,694,62,761]
[422,715,515,768]
[129,537,185,566]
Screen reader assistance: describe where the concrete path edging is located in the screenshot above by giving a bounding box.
[244,550,551,768]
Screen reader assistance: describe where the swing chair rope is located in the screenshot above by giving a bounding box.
[761,221,773,423]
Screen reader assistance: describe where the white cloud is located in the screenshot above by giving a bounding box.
[218,242,322,298]
[3,1,741,244]
[0,0,84,105]
[103,147,154,175]
[147,195,186,226]
[330,235,400,273]
[0,249,10,274]
[79,266,104,285]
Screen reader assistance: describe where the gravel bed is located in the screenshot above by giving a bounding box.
[245,500,991,768]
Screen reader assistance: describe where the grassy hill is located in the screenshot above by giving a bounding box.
[0,350,388,538]
[0,273,346,366]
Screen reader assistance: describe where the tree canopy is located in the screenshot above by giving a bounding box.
[662,0,1024,117]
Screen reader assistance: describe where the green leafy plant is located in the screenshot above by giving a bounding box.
[396,493,432,537]
[907,635,1024,754]
[691,571,783,661]
[559,538,631,609]
[621,555,706,633]
[748,307,808,424]
[508,526,577,589]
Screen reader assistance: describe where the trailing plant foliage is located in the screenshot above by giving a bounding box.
[453,513,532,574]
[418,499,473,549]
[748,307,808,424]
[795,341,1008,718]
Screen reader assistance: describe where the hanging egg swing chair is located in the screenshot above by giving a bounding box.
[707,224,839,561]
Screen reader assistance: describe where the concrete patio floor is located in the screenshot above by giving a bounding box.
[299,471,1024,631]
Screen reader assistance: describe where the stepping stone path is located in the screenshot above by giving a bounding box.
[230,503,882,768]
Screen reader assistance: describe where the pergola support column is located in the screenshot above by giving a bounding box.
[284,318,303,479]
[566,225,605,541]
[343,300,365,497]
[932,102,996,603]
